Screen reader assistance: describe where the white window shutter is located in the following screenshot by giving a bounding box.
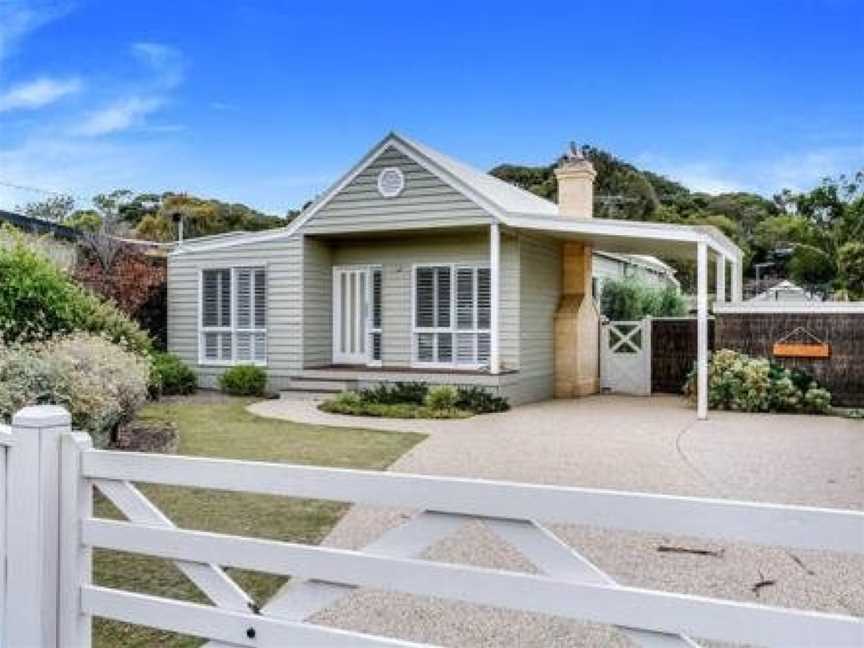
[477,268,491,330]
[236,269,252,329]
[436,267,451,328]
[416,268,435,328]
[456,268,475,330]
[254,269,266,329]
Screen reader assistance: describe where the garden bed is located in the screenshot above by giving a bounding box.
[318,383,509,420]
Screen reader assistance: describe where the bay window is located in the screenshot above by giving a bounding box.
[200,267,267,365]
[413,264,491,368]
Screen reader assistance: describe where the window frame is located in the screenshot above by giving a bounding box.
[410,262,491,370]
[198,265,268,367]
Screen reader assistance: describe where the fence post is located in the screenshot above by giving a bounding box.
[6,405,72,647]
[59,432,93,646]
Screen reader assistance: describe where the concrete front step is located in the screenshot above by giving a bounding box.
[284,378,357,393]
[279,390,339,401]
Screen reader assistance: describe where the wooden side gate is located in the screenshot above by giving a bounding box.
[601,319,652,395]
[2,405,863,647]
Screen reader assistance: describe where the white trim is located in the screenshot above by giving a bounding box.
[198,266,268,367]
[715,302,864,314]
[696,242,708,421]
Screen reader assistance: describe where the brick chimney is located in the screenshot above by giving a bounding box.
[553,143,600,397]
[554,143,596,218]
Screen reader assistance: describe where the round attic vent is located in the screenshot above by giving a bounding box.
[377,167,405,198]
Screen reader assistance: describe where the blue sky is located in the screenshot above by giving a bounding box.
[1,0,862,215]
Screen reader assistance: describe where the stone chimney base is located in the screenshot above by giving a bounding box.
[554,243,600,398]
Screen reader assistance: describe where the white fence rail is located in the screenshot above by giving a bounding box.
[1,406,863,647]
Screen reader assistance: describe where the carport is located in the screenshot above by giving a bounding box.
[495,214,743,419]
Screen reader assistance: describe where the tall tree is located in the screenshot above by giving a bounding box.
[17,194,76,223]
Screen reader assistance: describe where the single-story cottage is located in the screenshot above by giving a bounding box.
[168,133,742,417]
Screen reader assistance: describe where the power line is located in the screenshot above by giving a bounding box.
[0,179,89,203]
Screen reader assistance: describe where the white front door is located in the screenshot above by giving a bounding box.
[333,266,370,365]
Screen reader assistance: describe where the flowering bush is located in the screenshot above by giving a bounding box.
[0,227,151,354]
[0,333,150,447]
[684,349,831,414]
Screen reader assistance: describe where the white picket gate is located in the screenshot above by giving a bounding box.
[601,318,652,395]
[1,405,863,647]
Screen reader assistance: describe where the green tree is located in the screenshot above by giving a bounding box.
[838,241,864,299]
[17,194,76,223]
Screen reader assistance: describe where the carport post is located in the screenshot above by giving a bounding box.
[730,256,743,302]
[715,254,726,303]
[489,222,500,375]
[697,242,709,420]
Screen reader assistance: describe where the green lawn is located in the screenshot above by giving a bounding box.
[94,395,425,647]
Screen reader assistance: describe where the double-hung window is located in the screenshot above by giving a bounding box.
[200,267,267,365]
[413,265,491,368]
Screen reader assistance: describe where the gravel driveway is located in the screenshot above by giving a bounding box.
[249,395,864,646]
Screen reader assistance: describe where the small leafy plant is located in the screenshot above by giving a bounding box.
[219,364,267,396]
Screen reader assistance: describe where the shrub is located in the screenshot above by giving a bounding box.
[455,386,510,414]
[360,382,428,405]
[150,352,197,397]
[424,385,459,411]
[0,333,150,447]
[0,227,151,354]
[219,364,267,396]
[600,278,686,321]
[683,349,832,414]
[803,385,832,414]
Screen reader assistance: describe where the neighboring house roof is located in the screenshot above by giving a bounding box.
[748,279,823,302]
[172,132,741,262]
[0,209,79,242]
[594,251,676,276]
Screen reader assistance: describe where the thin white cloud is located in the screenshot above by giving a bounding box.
[131,41,184,88]
[74,96,163,136]
[70,41,184,137]
[636,144,864,196]
[0,76,81,112]
[0,1,73,69]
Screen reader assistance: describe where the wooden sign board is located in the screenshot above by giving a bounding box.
[772,342,831,359]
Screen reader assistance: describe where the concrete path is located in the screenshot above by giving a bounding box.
[249,395,864,646]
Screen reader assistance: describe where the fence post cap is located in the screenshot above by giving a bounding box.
[12,405,71,428]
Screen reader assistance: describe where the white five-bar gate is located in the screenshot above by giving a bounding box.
[1,405,863,647]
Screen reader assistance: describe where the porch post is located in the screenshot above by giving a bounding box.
[489,222,501,375]
[697,242,709,420]
[715,254,726,303]
[730,255,743,302]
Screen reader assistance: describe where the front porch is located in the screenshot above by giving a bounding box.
[289,364,524,402]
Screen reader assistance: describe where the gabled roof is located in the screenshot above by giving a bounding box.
[396,133,559,217]
[172,132,742,262]
[174,132,562,254]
